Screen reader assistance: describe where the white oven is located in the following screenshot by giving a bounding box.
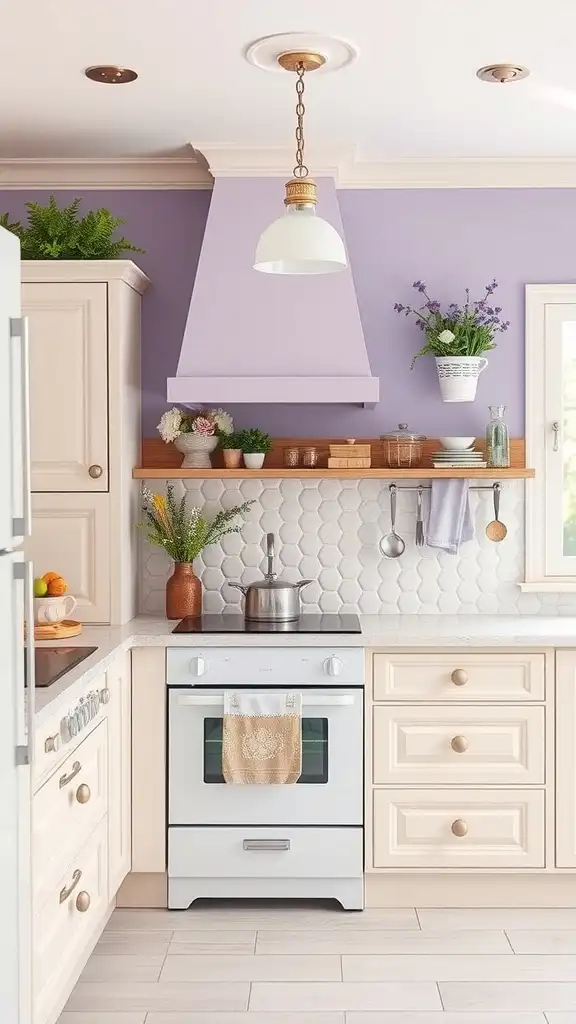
[166,646,365,909]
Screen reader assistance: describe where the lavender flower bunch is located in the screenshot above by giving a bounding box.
[394,280,511,368]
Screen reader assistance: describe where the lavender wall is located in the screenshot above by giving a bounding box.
[4,186,576,437]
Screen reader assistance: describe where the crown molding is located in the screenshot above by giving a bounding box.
[0,157,211,189]
[3,152,576,190]
[21,259,151,293]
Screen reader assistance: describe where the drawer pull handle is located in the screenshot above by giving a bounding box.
[45,733,60,753]
[243,839,290,851]
[76,783,91,804]
[59,761,82,789]
[451,669,468,686]
[451,735,469,754]
[75,890,91,913]
[451,819,468,838]
[59,869,82,904]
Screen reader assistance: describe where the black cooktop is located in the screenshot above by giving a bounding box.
[33,647,98,688]
[172,614,362,634]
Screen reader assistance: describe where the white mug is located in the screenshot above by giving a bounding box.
[34,595,77,624]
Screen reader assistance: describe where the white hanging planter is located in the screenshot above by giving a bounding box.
[435,356,488,403]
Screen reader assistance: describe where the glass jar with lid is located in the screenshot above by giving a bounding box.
[381,423,426,468]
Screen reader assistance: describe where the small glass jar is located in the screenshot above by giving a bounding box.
[283,446,300,468]
[485,405,510,468]
[302,446,319,468]
[381,424,426,468]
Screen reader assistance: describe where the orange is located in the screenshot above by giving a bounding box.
[43,571,61,585]
[47,577,67,596]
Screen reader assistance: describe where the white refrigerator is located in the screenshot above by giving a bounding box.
[0,225,33,1022]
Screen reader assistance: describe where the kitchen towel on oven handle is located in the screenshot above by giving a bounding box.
[222,691,302,785]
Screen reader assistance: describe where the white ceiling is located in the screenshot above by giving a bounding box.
[5,0,576,161]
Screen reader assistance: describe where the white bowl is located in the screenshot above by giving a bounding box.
[439,436,475,451]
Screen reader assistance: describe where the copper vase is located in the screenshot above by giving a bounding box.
[166,562,202,620]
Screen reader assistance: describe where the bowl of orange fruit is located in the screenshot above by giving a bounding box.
[33,572,76,624]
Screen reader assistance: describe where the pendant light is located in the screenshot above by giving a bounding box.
[254,51,347,275]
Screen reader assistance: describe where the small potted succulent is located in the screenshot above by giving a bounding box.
[237,428,273,470]
[219,431,244,469]
[157,407,233,468]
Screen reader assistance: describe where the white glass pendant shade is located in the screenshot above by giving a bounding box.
[254,205,347,275]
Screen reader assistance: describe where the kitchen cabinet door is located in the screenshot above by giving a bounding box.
[28,493,110,623]
[556,651,576,866]
[24,281,108,492]
[107,651,132,896]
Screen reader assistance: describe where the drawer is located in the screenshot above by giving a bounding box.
[34,720,108,898]
[33,817,108,1024]
[372,652,545,702]
[169,826,363,880]
[33,673,106,789]
[372,789,545,869]
[372,705,545,785]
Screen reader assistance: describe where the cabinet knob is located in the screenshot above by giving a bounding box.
[76,784,91,804]
[451,818,468,838]
[75,890,91,913]
[451,669,468,686]
[44,733,60,753]
[88,464,103,479]
[451,735,469,754]
[99,687,111,705]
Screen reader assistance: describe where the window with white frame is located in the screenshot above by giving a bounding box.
[525,285,576,590]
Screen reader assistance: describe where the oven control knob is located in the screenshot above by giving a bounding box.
[324,657,343,677]
[189,657,207,677]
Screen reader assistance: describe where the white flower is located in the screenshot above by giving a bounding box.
[438,329,456,345]
[209,407,234,434]
[157,407,183,443]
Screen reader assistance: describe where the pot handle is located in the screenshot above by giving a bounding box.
[296,579,314,590]
[478,357,489,374]
[227,582,248,596]
[265,533,276,580]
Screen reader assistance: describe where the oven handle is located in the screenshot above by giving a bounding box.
[176,694,355,707]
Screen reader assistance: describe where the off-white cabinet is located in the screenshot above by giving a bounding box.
[24,281,109,492]
[107,651,132,894]
[556,650,576,866]
[24,262,150,624]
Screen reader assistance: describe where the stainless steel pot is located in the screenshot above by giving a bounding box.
[228,533,313,621]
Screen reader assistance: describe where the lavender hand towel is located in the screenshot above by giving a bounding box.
[426,479,473,554]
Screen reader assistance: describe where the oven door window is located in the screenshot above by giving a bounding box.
[203,717,328,784]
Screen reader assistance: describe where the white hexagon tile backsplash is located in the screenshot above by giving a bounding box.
[139,478,576,615]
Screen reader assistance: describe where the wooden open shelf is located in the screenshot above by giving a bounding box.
[134,437,535,481]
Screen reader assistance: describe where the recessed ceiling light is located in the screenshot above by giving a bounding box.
[84,65,138,84]
[476,64,530,84]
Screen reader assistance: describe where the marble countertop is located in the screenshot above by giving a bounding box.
[34,614,576,724]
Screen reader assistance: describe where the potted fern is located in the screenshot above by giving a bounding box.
[0,195,144,260]
[237,428,273,470]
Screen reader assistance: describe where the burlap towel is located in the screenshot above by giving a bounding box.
[222,691,302,784]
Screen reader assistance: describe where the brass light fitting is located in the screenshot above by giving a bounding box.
[476,64,530,84]
[84,65,138,84]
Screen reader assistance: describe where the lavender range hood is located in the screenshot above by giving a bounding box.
[167,177,379,406]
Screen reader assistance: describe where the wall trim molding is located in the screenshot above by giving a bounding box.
[5,152,576,189]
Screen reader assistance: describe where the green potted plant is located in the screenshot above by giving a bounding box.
[219,431,244,470]
[157,407,233,468]
[139,485,253,618]
[237,428,273,470]
[0,195,144,260]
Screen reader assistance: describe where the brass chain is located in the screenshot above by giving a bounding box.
[293,63,309,178]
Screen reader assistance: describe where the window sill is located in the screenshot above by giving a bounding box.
[519,580,576,593]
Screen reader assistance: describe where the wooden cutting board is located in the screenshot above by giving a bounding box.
[33,620,82,641]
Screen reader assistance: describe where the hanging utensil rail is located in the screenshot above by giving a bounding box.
[387,483,502,492]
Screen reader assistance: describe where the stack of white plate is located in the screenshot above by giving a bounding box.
[432,446,487,469]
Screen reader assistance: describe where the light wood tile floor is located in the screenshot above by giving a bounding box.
[59,902,576,1023]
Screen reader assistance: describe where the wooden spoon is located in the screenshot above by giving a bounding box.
[486,483,507,542]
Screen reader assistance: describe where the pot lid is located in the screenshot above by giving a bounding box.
[381,422,426,441]
[247,577,305,590]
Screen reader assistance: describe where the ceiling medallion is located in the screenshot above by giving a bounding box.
[476,64,530,84]
[245,33,357,74]
[84,66,138,84]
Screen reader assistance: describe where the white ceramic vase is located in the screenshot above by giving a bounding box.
[243,452,266,469]
[174,433,219,468]
[435,356,488,403]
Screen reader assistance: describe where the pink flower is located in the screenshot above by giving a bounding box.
[192,416,216,436]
